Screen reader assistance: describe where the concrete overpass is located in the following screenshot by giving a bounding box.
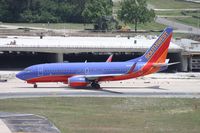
[0,36,182,62]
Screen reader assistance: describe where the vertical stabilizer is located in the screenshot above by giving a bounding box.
[127,27,173,63]
[142,27,173,63]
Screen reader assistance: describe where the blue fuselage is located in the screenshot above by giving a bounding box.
[16,61,144,81]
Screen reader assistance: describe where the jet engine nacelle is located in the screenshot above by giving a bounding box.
[68,76,88,87]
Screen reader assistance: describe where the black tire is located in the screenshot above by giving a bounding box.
[34,84,37,88]
[91,82,101,89]
[91,82,95,88]
[95,84,100,89]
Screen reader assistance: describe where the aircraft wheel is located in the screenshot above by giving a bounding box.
[34,84,37,88]
[95,84,101,89]
[91,82,101,89]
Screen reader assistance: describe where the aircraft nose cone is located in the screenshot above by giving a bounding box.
[16,72,24,80]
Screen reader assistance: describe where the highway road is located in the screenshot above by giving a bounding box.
[0,73,200,99]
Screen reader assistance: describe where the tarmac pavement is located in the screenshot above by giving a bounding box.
[0,72,200,133]
[0,112,60,133]
[0,72,200,98]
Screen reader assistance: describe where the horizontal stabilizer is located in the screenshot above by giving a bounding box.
[165,59,170,63]
[153,62,180,67]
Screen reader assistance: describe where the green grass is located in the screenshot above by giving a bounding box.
[155,10,200,28]
[4,21,166,32]
[128,21,166,31]
[148,0,200,9]
[137,22,166,30]
[155,11,183,16]
[4,21,164,31]
[3,23,93,30]
[170,17,200,28]
[173,32,190,38]
[0,97,200,133]
[177,11,200,27]
[187,11,200,16]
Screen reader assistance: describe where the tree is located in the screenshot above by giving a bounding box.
[0,0,114,24]
[94,16,118,31]
[0,0,87,23]
[118,0,155,32]
[0,0,9,21]
[82,0,113,23]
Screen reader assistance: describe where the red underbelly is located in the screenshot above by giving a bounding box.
[27,75,71,84]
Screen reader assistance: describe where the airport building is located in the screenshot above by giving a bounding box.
[176,38,200,71]
[0,36,199,72]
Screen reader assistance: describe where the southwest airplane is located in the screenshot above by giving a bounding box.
[16,27,178,89]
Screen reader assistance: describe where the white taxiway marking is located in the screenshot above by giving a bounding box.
[0,119,12,133]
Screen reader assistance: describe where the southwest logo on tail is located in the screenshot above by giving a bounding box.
[16,27,179,89]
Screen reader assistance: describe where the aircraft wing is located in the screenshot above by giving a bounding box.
[84,73,123,80]
[82,63,137,80]
[70,63,136,81]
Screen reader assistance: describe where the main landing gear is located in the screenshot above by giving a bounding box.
[91,82,101,89]
[33,84,37,88]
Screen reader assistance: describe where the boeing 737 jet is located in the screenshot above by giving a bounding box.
[16,27,178,89]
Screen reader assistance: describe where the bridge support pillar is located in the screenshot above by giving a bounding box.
[180,55,188,72]
[56,53,63,62]
[188,56,193,72]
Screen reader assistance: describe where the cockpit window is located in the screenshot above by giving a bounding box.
[24,69,31,72]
